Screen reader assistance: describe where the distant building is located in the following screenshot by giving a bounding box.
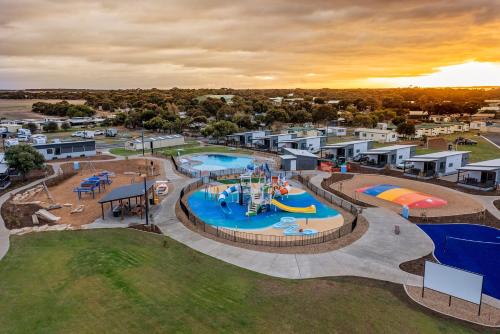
[359,144,417,168]
[408,110,429,120]
[33,140,96,160]
[429,115,452,123]
[320,140,373,161]
[281,148,318,171]
[470,121,486,130]
[226,130,270,147]
[279,136,326,154]
[414,122,469,138]
[284,126,322,137]
[125,135,184,151]
[251,133,296,152]
[457,158,500,191]
[404,151,470,178]
[318,126,347,137]
[354,128,398,143]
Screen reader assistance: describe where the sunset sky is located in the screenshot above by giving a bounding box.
[1,0,500,89]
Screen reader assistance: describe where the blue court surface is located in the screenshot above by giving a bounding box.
[418,224,500,300]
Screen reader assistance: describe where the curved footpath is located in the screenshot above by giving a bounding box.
[154,161,434,286]
[0,163,63,260]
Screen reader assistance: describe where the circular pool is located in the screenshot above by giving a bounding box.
[189,154,253,171]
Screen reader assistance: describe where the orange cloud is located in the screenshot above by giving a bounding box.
[0,0,499,89]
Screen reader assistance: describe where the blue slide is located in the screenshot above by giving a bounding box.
[217,185,238,215]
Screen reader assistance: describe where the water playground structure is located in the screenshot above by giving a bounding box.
[210,162,316,218]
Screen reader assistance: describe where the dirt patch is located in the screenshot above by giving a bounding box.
[1,202,47,229]
[334,174,485,218]
[24,159,165,226]
[494,200,500,211]
[399,253,437,276]
[427,137,450,150]
[406,285,500,327]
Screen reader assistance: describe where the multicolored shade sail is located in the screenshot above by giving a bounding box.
[356,184,447,209]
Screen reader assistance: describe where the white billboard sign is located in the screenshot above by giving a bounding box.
[423,261,483,305]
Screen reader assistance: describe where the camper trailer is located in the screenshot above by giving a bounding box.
[105,128,118,137]
[31,134,47,145]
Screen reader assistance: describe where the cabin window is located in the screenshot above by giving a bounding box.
[46,149,53,154]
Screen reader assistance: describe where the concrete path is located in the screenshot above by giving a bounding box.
[472,195,500,220]
[0,168,63,260]
[155,159,434,285]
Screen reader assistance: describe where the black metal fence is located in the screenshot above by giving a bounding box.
[296,174,361,216]
[178,176,359,247]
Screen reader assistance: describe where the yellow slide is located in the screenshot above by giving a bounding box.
[271,199,316,214]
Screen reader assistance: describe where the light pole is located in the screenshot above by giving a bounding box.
[141,121,145,156]
[143,175,149,226]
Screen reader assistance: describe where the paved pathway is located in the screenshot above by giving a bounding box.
[155,160,434,285]
[0,169,62,260]
[472,195,500,220]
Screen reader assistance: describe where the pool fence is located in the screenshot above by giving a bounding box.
[178,175,359,247]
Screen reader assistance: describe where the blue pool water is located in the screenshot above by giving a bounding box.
[188,191,341,230]
[190,154,253,171]
[418,224,500,299]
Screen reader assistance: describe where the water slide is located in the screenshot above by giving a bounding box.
[218,185,238,215]
[271,199,316,213]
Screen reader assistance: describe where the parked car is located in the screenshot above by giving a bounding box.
[352,154,367,162]
[94,130,104,136]
[71,131,84,137]
[396,161,413,169]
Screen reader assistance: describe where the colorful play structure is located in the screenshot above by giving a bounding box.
[73,171,113,199]
[356,184,447,209]
[205,162,317,217]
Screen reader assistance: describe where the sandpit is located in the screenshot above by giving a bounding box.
[27,159,165,226]
[331,174,484,217]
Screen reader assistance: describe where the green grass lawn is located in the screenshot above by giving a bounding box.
[413,133,500,162]
[0,229,485,333]
[109,147,141,156]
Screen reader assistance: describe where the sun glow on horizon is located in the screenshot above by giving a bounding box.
[369,61,500,88]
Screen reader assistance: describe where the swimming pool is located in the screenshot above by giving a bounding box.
[418,224,500,299]
[188,190,341,230]
[189,154,253,171]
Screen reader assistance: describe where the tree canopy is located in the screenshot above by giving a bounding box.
[5,144,45,178]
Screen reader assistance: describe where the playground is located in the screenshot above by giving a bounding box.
[331,174,484,217]
[187,162,345,237]
[27,159,166,226]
